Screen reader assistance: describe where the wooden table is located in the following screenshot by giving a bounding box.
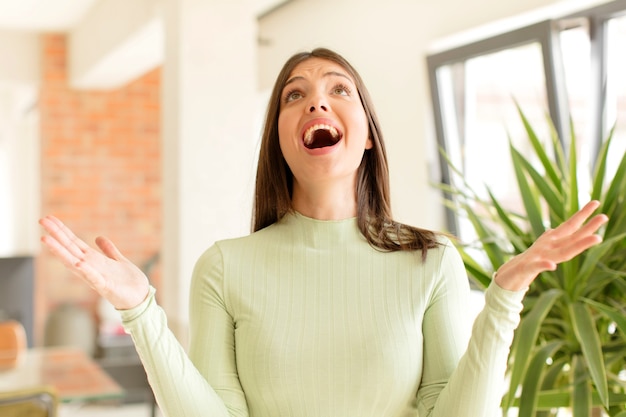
[0,346,124,403]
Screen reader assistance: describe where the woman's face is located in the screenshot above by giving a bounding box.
[278,57,372,191]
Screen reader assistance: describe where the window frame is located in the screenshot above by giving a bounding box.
[427,0,626,236]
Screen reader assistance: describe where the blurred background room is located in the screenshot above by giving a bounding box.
[0,0,624,416]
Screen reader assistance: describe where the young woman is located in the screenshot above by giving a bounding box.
[40,48,608,417]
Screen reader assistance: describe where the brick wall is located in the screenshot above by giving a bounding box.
[35,34,162,345]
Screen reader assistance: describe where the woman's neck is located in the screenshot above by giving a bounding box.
[291,178,357,220]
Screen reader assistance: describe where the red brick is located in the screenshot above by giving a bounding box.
[35,34,163,345]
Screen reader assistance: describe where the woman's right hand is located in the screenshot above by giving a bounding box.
[39,215,150,310]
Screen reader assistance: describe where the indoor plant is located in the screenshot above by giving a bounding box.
[440,105,626,417]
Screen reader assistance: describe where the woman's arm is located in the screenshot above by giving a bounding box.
[120,288,236,416]
[417,243,523,417]
[39,216,245,417]
[417,200,608,417]
[186,244,249,415]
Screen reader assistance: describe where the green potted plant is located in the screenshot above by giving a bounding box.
[439,105,626,417]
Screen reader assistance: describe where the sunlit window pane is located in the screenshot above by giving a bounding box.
[560,25,592,154]
[606,15,626,179]
[559,24,597,199]
[465,44,549,201]
[438,43,549,242]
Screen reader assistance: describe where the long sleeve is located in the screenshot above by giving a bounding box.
[417,243,526,417]
[187,244,249,415]
[119,272,238,416]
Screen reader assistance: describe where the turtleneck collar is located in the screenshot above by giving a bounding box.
[275,210,363,249]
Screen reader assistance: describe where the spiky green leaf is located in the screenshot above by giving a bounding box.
[570,302,609,407]
[518,341,563,417]
[510,145,545,237]
[572,354,592,417]
[504,289,562,410]
[582,298,626,338]
[515,102,562,189]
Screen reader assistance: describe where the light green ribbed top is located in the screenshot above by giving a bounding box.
[121,212,525,417]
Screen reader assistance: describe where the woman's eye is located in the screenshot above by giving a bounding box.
[332,84,351,96]
[284,90,302,102]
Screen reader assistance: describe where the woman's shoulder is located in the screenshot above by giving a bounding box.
[434,233,455,248]
[430,233,465,269]
[211,221,282,252]
[402,231,460,270]
[192,226,276,272]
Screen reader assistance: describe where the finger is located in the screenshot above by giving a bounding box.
[553,233,603,264]
[46,215,91,252]
[40,234,82,269]
[550,200,602,238]
[39,216,89,259]
[95,236,126,262]
[556,213,608,251]
[547,215,605,264]
[577,213,609,236]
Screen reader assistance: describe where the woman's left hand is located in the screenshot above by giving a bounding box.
[494,200,609,292]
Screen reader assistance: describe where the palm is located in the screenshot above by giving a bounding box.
[39,215,150,310]
[494,200,608,291]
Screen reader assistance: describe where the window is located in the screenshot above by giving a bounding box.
[428,0,626,240]
[434,42,550,241]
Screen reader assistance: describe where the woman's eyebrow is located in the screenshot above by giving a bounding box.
[284,71,352,87]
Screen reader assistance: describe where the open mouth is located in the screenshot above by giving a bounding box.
[303,124,342,149]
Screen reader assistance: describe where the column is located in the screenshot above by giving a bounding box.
[160,0,260,344]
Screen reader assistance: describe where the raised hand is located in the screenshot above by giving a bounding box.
[39,215,150,310]
[494,200,609,292]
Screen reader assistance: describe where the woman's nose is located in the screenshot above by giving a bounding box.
[309,103,328,112]
[308,94,328,113]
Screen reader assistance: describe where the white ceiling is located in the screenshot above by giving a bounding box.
[0,0,289,32]
[0,0,99,31]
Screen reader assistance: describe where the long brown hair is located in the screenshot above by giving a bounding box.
[252,48,441,258]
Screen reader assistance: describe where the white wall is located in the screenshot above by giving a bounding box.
[258,0,610,232]
[0,30,40,256]
[0,84,39,256]
[0,30,40,85]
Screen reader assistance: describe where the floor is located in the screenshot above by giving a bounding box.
[59,402,163,417]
